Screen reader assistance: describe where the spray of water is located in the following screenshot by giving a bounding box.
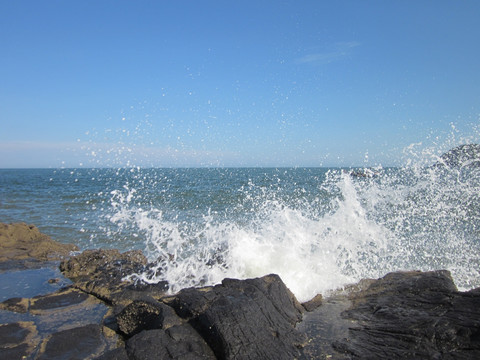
[93,124,480,302]
[103,168,479,302]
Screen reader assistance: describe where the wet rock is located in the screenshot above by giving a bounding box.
[0,296,29,313]
[126,325,216,360]
[302,293,323,312]
[37,324,107,360]
[59,248,166,305]
[0,222,78,263]
[298,288,364,359]
[117,299,182,337]
[0,321,39,359]
[300,270,480,359]
[60,248,147,280]
[0,285,112,343]
[165,273,307,360]
[29,287,90,313]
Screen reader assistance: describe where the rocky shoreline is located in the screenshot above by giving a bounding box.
[1,222,480,359]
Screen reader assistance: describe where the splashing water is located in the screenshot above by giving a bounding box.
[102,158,480,302]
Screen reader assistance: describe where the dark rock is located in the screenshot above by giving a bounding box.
[0,297,29,313]
[59,248,166,305]
[320,270,480,359]
[29,286,89,312]
[60,248,147,280]
[94,347,130,360]
[302,293,323,312]
[438,144,480,168]
[117,299,183,338]
[0,222,78,262]
[165,273,307,360]
[0,343,31,360]
[37,324,106,360]
[0,321,39,359]
[126,325,216,360]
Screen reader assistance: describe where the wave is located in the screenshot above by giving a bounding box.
[103,162,480,302]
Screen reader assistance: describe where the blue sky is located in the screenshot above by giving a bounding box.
[1,1,479,168]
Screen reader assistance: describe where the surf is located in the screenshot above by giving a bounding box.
[100,159,479,302]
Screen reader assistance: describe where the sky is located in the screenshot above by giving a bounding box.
[1,0,479,168]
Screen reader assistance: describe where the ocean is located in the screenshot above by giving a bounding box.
[1,165,479,302]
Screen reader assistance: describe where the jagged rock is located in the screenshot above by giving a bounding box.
[438,144,480,168]
[0,322,39,359]
[126,325,216,360]
[37,324,107,360]
[60,248,167,305]
[0,222,78,263]
[300,270,480,359]
[117,299,182,337]
[164,273,307,360]
[302,293,323,312]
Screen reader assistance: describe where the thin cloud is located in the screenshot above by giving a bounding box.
[296,41,361,65]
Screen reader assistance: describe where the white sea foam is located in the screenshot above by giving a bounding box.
[107,159,479,302]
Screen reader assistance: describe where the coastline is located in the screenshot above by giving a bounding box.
[1,222,480,359]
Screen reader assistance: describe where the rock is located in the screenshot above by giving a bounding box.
[300,270,480,359]
[126,326,216,360]
[165,273,307,360]
[438,144,480,168]
[60,248,167,305]
[37,324,107,360]
[0,297,29,313]
[94,347,130,360]
[302,293,323,312]
[0,321,39,359]
[1,285,114,353]
[60,248,147,281]
[0,222,78,263]
[117,299,182,338]
[3,221,480,359]
[29,286,90,313]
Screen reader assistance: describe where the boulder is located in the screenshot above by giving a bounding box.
[126,325,216,360]
[164,274,307,360]
[300,270,480,359]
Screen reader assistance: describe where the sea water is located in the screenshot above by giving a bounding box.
[1,161,479,302]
